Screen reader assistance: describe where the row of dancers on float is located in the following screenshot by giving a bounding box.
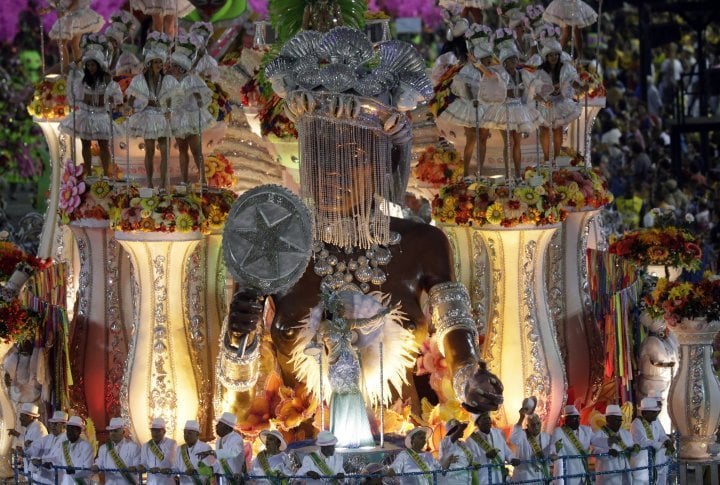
[58,22,218,190]
[436,3,597,178]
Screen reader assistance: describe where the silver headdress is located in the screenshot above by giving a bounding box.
[265,27,431,250]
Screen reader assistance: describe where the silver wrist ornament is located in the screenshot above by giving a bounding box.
[216,331,261,392]
[429,281,477,354]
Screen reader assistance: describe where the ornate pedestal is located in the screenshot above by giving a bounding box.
[668,318,720,460]
[477,225,566,430]
[0,342,15,477]
[547,209,604,407]
[67,220,127,434]
[116,231,203,443]
[187,230,227,438]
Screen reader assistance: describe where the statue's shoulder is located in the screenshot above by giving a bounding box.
[390,217,449,246]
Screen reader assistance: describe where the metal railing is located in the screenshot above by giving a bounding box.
[10,442,679,484]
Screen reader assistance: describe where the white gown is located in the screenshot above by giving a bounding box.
[60,68,124,140]
[130,0,195,16]
[126,73,179,139]
[543,0,598,27]
[49,0,104,41]
[169,73,215,138]
[530,62,582,128]
[481,66,539,133]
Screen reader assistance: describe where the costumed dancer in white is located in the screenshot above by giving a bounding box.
[630,398,673,485]
[295,431,345,485]
[104,10,141,76]
[530,36,584,162]
[172,420,212,485]
[551,405,592,485]
[439,419,477,485]
[4,341,44,451]
[509,407,552,484]
[60,33,124,178]
[438,24,501,176]
[590,405,639,485]
[465,411,513,484]
[196,412,246,485]
[10,403,47,472]
[28,411,68,485]
[139,418,178,485]
[42,416,93,485]
[167,34,214,185]
[249,430,293,484]
[637,313,678,432]
[125,32,177,190]
[48,0,104,68]
[482,42,539,178]
[542,0,597,56]
[189,22,219,82]
[389,426,456,485]
[93,417,141,485]
[129,0,194,37]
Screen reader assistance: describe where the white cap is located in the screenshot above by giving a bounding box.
[499,44,521,63]
[540,39,563,59]
[184,420,201,432]
[106,417,125,430]
[640,397,660,412]
[20,403,40,417]
[67,416,85,429]
[315,430,338,446]
[563,405,580,416]
[605,405,622,417]
[49,411,69,423]
[150,418,166,429]
[259,430,287,451]
[218,412,237,428]
[404,426,431,449]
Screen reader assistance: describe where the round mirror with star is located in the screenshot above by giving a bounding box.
[222,184,313,295]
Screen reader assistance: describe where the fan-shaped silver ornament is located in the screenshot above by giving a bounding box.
[317,26,374,67]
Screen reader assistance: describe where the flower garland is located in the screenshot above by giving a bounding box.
[432,172,566,228]
[0,299,42,344]
[578,66,605,99]
[412,144,463,186]
[206,80,232,122]
[608,227,702,271]
[204,153,236,189]
[202,188,238,231]
[644,274,720,325]
[110,189,205,233]
[258,93,298,139]
[549,167,614,209]
[58,163,115,223]
[27,77,69,120]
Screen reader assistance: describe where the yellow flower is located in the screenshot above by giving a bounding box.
[443,196,457,209]
[486,202,504,225]
[515,186,540,205]
[534,185,546,196]
[206,207,226,229]
[668,282,692,300]
[571,191,586,207]
[175,213,195,232]
[588,410,606,431]
[140,217,156,231]
[140,209,152,219]
[90,180,111,199]
[51,78,67,96]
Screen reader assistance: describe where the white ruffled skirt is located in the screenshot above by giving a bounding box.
[59,104,124,140]
[543,0,598,27]
[127,107,170,139]
[482,98,539,133]
[49,8,104,40]
[439,98,485,127]
[537,96,581,128]
[170,107,215,138]
[130,0,195,16]
[439,0,493,8]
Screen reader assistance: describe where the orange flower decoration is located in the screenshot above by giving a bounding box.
[238,371,283,438]
[273,383,318,431]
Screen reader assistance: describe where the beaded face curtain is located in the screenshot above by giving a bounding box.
[299,114,393,251]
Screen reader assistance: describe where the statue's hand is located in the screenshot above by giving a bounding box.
[225,290,264,349]
[461,362,504,413]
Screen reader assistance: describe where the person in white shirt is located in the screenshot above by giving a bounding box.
[465,411,513,484]
[551,405,592,485]
[439,419,475,485]
[43,416,94,485]
[139,418,177,485]
[172,420,212,485]
[197,412,245,485]
[590,405,639,485]
[509,409,552,484]
[630,398,674,485]
[249,430,292,484]
[11,402,47,475]
[295,430,345,484]
[389,426,453,485]
[28,411,68,485]
[93,417,141,485]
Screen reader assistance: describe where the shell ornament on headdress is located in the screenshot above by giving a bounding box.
[265,27,432,250]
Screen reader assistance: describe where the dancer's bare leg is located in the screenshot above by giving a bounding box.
[81,139,93,173]
[98,140,111,177]
[177,137,190,183]
[463,127,477,177]
[144,139,156,188]
[553,127,563,158]
[158,137,169,190]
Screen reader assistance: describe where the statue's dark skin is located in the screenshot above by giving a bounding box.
[226,215,498,408]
